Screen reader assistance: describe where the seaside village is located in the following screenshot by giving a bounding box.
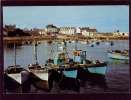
[3,24,129,37]
[4,24,129,93]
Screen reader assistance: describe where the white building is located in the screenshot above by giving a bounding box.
[76,27,81,34]
[38,29,46,35]
[46,24,59,35]
[59,27,76,35]
[113,32,129,36]
[81,27,97,37]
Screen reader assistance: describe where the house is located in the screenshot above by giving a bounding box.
[38,29,46,35]
[59,27,76,35]
[113,32,129,36]
[46,24,59,35]
[81,27,97,37]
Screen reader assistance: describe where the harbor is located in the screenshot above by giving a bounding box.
[3,6,129,94]
[4,40,129,94]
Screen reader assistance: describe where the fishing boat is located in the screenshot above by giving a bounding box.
[54,53,78,79]
[54,62,80,92]
[4,43,29,89]
[46,41,107,90]
[28,41,50,90]
[54,41,78,79]
[4,65,29,86]
[73,50,107,75]
[58,65,80,91]
[107,50,129,60]
[54,41,107,76]
[49,41,80,91]
[82,62,107,75]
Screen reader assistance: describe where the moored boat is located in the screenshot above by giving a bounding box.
[107,50,129,60]
[83,62,107,75]
[110,41,114,46]
[73,50,107,75]
[4,65,29,85]
[4,43,29,91]
[28,64,50,90]
[28,41,51,90]
[96,41,100,46]
[53,41,107,76]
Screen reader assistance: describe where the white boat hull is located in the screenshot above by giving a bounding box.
[29,69,50,90]
[33,71,48,81]
[108,53,129,60]
[7,73,22,84]
[6,71,30,85]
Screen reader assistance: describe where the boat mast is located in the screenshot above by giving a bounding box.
[75,39,78,50]
[14,42,16,66]
[63,40,69,59]
[34,41,38,65]
[74,38,78,61]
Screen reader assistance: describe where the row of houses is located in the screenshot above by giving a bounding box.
[3,24,129,37]
[113,32,129,36]
[38,24,98,37]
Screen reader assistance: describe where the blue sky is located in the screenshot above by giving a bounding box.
[3,6,129,32]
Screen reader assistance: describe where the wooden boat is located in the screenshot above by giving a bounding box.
[82,62,107,75]
[59,66,80,92]
[28,64,50,90]
[73,50,107,75]
[28,42,50,90]
[54,42,107,76]
[4,43,29,90]
[45,41,107,91]
[53,42,78,79]
[107,50,129,60]
[4,65,29,85]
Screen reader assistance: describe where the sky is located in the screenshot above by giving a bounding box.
[3,6,129,32]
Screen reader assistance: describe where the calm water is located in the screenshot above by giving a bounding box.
[4,40,130,94]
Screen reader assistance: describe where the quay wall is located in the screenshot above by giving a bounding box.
[3,35,129,44]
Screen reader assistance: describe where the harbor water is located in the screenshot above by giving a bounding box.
[4,40,129,94]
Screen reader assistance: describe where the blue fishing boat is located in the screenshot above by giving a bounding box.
[73,50,107,75]
[83,63,107,75]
